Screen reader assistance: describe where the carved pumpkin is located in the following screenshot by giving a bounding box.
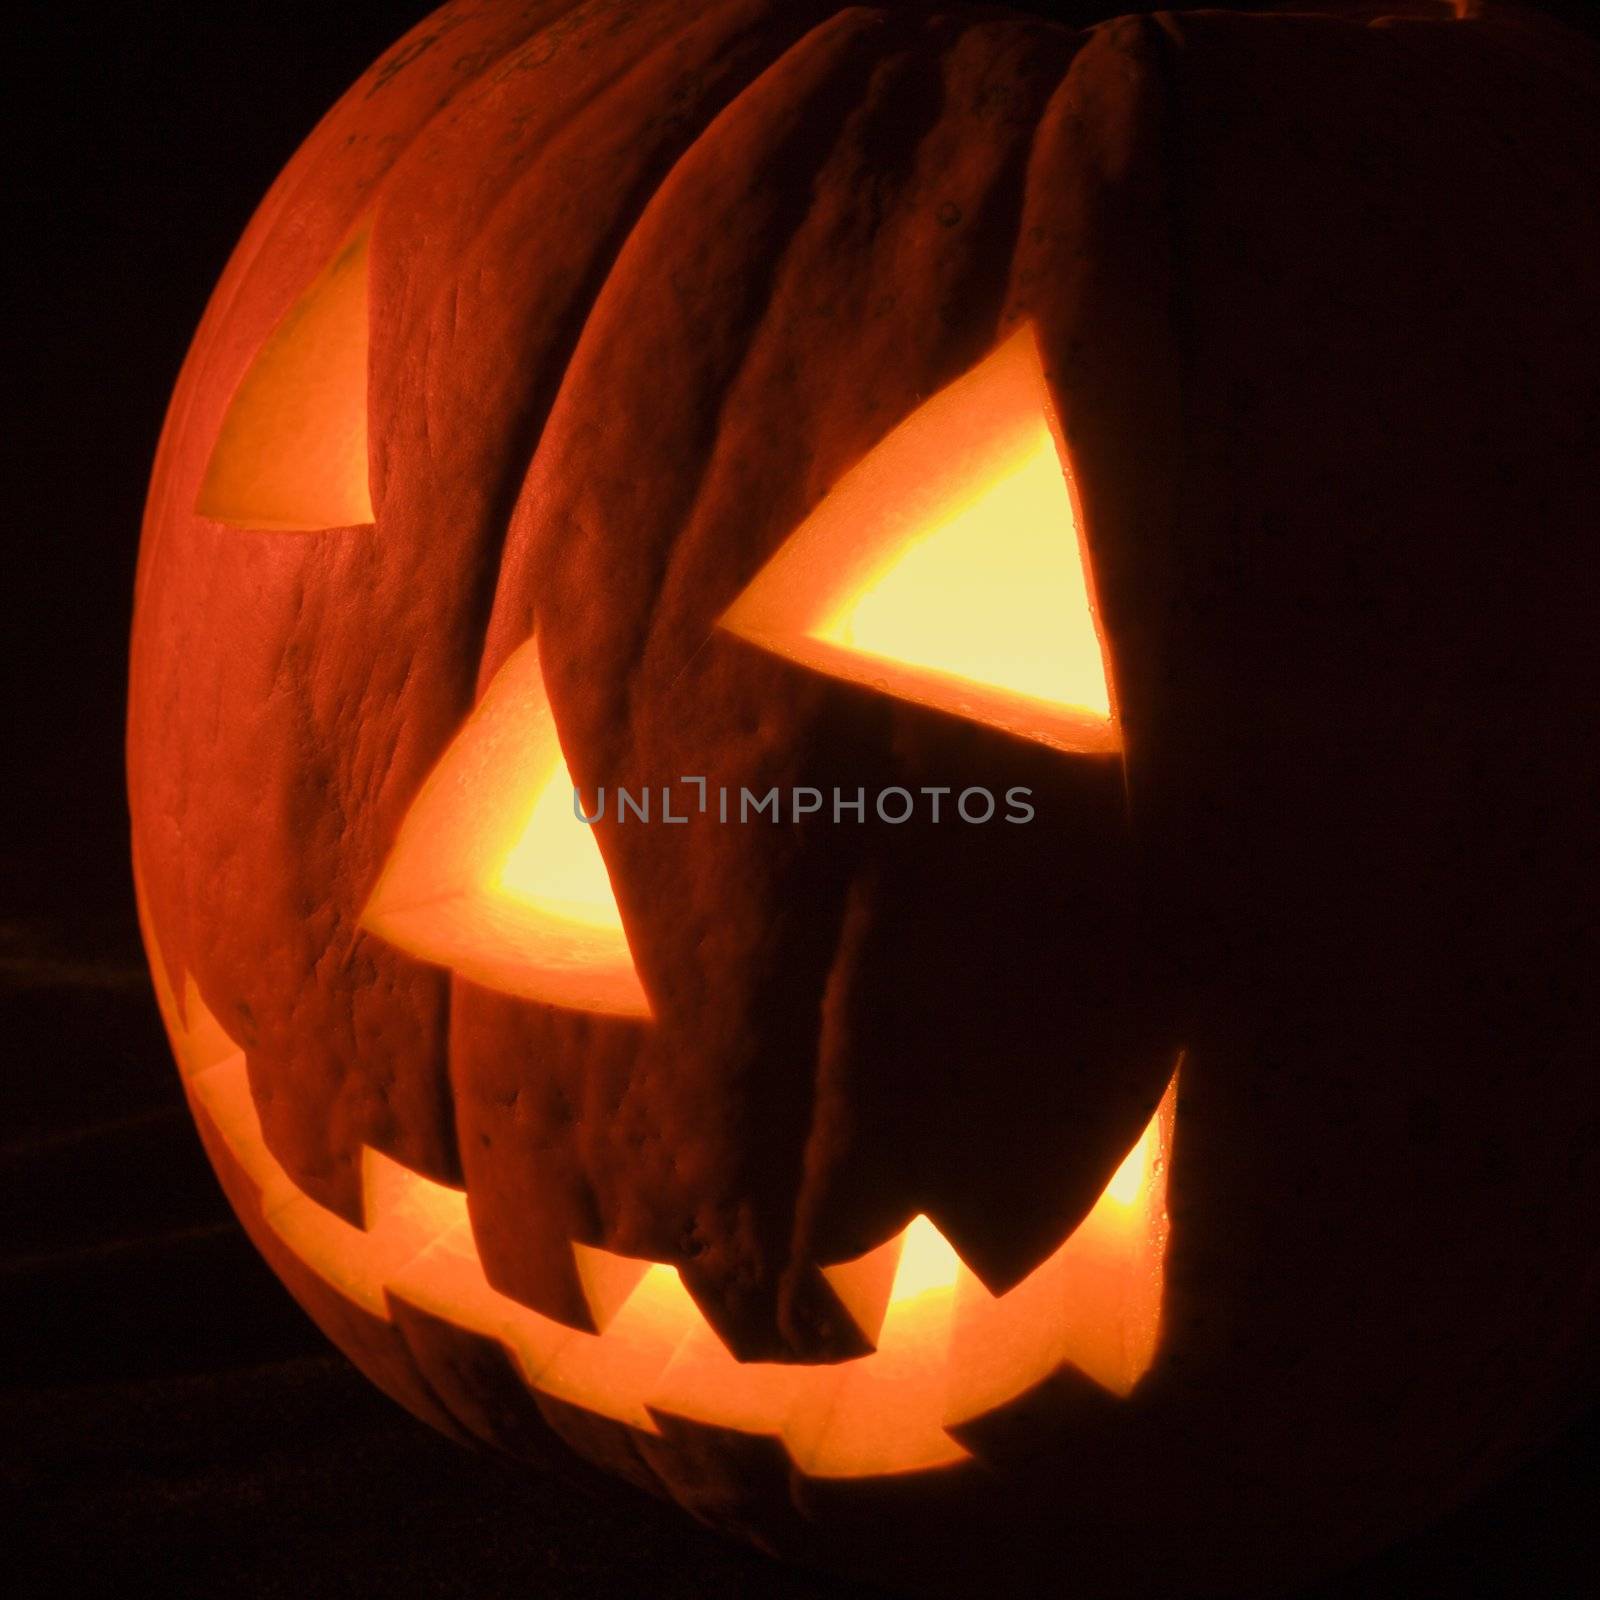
[128,2,1599,1594]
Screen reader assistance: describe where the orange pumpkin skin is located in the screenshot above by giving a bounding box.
[128,2,1600,1595]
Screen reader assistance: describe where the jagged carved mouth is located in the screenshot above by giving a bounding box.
[155,955,1175,1480]
[163,297,1178,1479]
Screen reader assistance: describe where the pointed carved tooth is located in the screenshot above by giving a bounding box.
[571,1241,653,1332]
[820,1230,907,1347]
[648,1327,828,1439]
[944,1075,1177,1424]
[178,978,246,1074]
[530,1264,704,1433]
[187,1052,270,1172]
[886,1215,963,1305]
[360,1146,469,1238]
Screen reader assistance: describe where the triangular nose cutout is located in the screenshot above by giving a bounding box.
[720,324,1118,753]
[197,222,375,531]
[361,637,650,1017]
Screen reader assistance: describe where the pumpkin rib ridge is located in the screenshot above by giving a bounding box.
[414,3,849,692]
[619,9,1077,742]
[479,2,924,709]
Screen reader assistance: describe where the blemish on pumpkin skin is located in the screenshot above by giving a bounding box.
[369,30,451,97]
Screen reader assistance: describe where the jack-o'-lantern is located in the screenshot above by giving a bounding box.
[127,2,1600,1594]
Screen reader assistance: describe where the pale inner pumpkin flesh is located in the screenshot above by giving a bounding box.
[720,323,1119,754]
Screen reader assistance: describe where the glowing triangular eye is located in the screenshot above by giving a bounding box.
[361,638,650,1017]
[197,223,375,531]
[720,325,1117,753]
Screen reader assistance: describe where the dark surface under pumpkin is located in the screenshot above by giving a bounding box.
[122,2,1599,1596]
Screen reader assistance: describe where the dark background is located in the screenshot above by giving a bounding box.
[4,3,1594,1595]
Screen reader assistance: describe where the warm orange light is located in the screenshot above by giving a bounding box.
[361,637,649,1016]
[890,1213,965,1303]
[720,324,1117,753]
[197,223,374,531]
[1103,1105,1160,1209]
[812,420,1108,717]
[496,761,628,930]
[946,1076,1176,1410]
[149,956,1178,1481]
